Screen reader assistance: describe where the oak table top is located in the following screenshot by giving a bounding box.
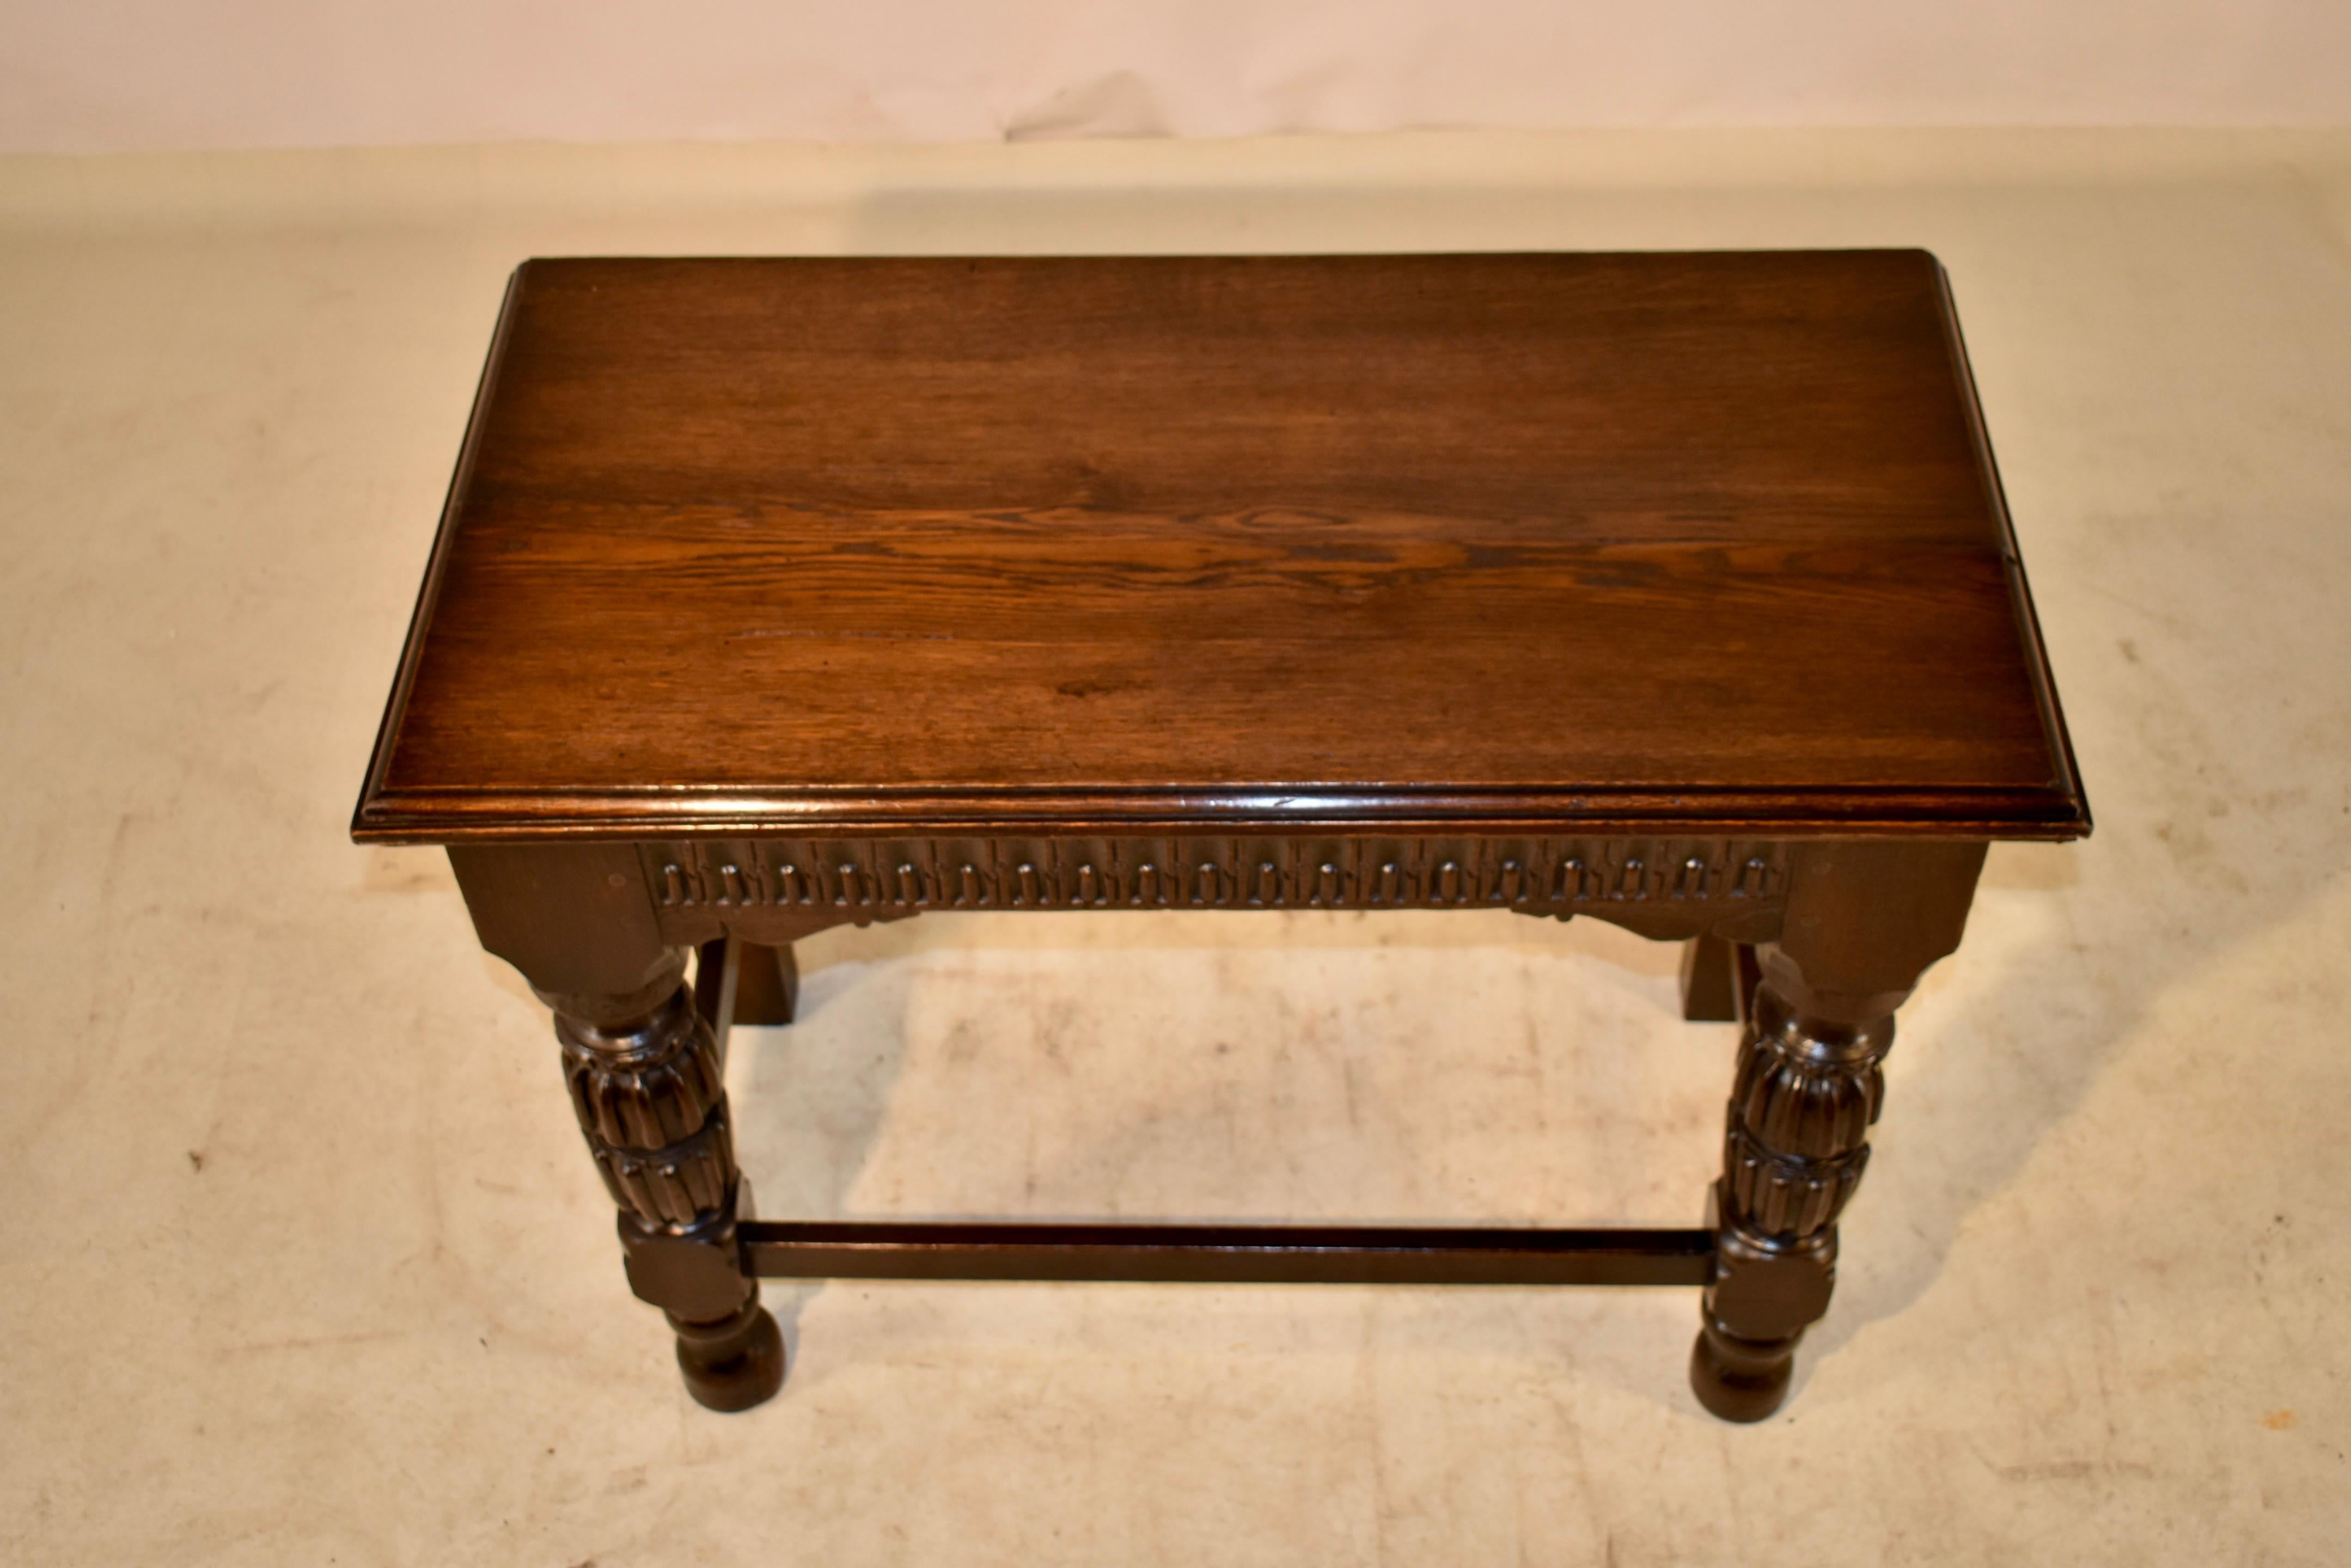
[353,251,2086,844]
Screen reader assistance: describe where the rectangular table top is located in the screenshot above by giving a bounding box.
[353,252,2087,843]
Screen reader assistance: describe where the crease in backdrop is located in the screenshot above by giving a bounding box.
[2,0,2349,155]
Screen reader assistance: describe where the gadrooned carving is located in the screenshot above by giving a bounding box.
[1722,1125,1872,1240]
[646,835,1786,918]
[558,986,725,1152]
[586,1110,737,1229]
[551,981,741,1231]
[1719,987,1894,1241]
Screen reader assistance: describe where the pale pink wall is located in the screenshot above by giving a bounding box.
[4,0,2347,154]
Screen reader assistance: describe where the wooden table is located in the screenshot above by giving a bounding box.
[352,253,2088,1420]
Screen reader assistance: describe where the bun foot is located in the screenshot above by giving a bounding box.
[1689,1318,1794,1423]
[671,1298,787,1412]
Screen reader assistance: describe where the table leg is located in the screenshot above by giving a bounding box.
[450,846,785,1411]
[1690,841,1986,1421]
[1678,933,1754,1022]
[730,941,799,1026]
[544,957,784,1410]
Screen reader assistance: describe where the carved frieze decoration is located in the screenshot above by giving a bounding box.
[642,835,1789,945]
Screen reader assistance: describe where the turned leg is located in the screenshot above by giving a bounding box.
[1690,841,1986,1421]
[730,941,799,1026]
[546,958,784,1410]
[451,846,786,1411]
[691,936,798,1042]
[1679,934,1758,1024]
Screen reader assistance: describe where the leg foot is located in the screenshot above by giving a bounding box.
[672,1297,787,1412]
[1689,1317,1794,1423]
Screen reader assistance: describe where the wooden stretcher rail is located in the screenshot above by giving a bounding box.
[739,1221,1717,1287]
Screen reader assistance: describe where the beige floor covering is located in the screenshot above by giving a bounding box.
[3,130,2348,1565]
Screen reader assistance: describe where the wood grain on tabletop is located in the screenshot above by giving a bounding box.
[353,252,2086,841]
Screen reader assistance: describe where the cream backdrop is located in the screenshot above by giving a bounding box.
[3,0,2348,152]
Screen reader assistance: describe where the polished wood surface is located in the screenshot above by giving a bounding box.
[736,1220,1716,1287]
[364,256,2090,1418]
[352,252,2086,842]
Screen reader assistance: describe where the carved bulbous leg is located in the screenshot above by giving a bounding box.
[1688,839,1986,1422]
[543,956,786,1412]
[1691,982,1891,1420]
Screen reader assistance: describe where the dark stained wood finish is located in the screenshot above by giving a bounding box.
[1680,933,1744,1023]
[367,255,2091,1420]
[738,1221,1715,1287]
[1692,839,1987,1421]
[640,833,1793,952]
[353,252,2087,844]
[728,941,799,1027]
